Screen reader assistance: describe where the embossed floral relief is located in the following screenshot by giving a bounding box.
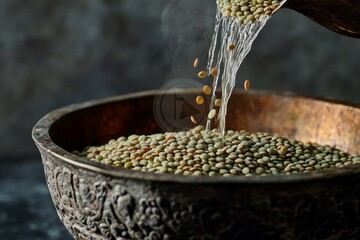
[40,150,360,240]
[41,152,242,240]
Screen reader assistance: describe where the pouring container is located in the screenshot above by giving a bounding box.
[285,0,360,37]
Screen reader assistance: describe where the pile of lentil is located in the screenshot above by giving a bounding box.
[217,0,284,24]
[76,126,360,177]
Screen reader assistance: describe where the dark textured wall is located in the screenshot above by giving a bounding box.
[1,0,359,157]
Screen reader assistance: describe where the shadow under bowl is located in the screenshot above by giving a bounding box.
[32,90,360,240]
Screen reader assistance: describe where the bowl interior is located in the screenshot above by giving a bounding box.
[49,90,360,155]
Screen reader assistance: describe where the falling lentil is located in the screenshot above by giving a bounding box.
[228,44,236,50]
[76,126,360,177]
[244,80,251,90]
[208,109,217,119]
[196,95,204,105]
[215,99,222,107]
[203,85,212,95]
[190,116,198,125]
[194,58,199,68]
[198,71,207,79]
[211,67,219,77]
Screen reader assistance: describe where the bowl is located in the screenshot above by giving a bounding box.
[32,90,360,240]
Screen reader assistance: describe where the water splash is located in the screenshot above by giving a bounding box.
[206,10,270,135]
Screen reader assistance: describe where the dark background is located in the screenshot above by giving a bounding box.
[0,0,359,239]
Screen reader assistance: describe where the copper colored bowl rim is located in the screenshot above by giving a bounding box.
[32,89,360,185]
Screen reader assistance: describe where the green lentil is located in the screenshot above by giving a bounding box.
[242,167,250,175]
[217,0,283,24]
[76,125,360,177]
[208,109,217,120]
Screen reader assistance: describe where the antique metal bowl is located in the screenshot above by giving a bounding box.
[32,90,360,240]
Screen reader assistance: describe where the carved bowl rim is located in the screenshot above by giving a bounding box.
[32,89,360,184]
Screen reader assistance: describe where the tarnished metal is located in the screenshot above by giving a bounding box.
[285,0,360,38]
[33,90,360,239]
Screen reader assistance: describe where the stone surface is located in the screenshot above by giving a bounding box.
[0,158,72,240]
[0,0,359,157]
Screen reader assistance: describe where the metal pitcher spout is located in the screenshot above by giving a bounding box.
[285,0,360,38]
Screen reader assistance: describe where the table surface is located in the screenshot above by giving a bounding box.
[0,157,72,240]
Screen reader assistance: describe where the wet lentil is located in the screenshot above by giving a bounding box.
[217,0,284,25]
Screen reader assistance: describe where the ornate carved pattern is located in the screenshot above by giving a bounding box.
[41,152,239,240]
[40,150,360,240]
